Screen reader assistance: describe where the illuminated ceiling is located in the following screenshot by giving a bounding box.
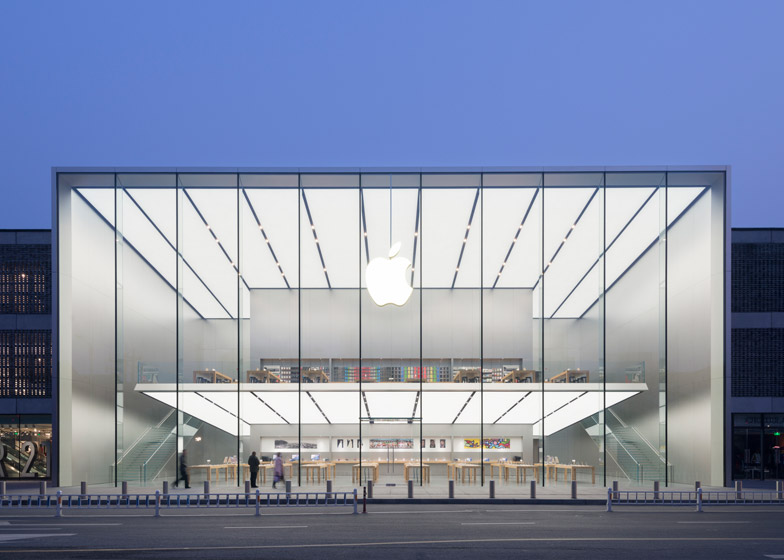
[69,171,707,320]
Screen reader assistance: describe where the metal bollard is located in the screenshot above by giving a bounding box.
[362,486,367,513]
[204,480,210,495]
[448,479,455,499]
[81,481,87,496]
[162,481,169,495]
[367,480,373,499]
[530,480,536,499]
[612,480,618,501]
[326,480,332,494]
[353,488,358,515]
[121,481,128,497]
[255,489,261,516]
[245,481,251,494]
[39,481,47,495]
[696,487,703,513]
[55,490,63,518]
[489,479,495,499]
[735,480,742,501]
[653,480,660,501]
[0,481,5,495]
[285,480,292,501]
[777,480,783,500]
[606,487,613,512]
[695,481,701,491]
[571,480,577,499]
[154,490,161,517]
[408,479,414,499]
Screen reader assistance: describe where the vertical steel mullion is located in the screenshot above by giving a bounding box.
[358,177,363,482]
[298,174,302,488]
[480,177,484,485]
[175,173,180,489]
[602,173,606,488]
[664,173,669,486]
[113,173,118,487]
[419,177,423,486]
[236,175,241,487]
[540,173,545,487]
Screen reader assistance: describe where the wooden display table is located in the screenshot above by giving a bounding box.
[501,369,538,383]
[448,462,481,483]
[551,463,595,484]
[246,369,280,383]
[301,369,329,383]
[302,462,336,482]
[188,463,231,482]
[404,463,430,483]
[453,369,481,383]
[546,369,589,383]
[193,370,235,384]
[352,463,379,483]
[503,463,539,483]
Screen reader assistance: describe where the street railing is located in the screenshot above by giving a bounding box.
[607,487,784,512]
[0,489,358,517]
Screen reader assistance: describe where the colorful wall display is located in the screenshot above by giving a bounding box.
[464,438,511,450]
[370,438,413,449]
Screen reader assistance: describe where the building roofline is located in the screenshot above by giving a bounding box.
[52,165,731,174]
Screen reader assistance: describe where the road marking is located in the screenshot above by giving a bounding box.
[677,521,751,524]
[461,522,536,525]
[0,523,121,527]
[764,555,784,559]
[370,510,477,515]
[225,525,308,529]
[0,533,75,543]
[4,536,784,553]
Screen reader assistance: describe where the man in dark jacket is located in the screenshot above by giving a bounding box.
[175,449,190,488]
[248,451,261,488]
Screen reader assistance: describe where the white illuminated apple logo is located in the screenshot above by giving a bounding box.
[366,242,413,307]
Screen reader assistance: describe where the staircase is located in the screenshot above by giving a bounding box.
[581,410,672,483]
[116,411,176,484]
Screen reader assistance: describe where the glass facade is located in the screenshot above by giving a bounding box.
[56,169,728,490]
[0,414,52,479]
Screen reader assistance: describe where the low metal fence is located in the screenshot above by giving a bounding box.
[607,487,784,512]
[0,489,358,517]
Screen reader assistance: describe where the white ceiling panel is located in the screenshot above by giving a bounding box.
[668,187,704,226]
[482,188,537,287]
[364,391,417,419]
[309,392,363,424]
[120,191,176,287]
[421,189,479,288]
[126,188,177,247]
[186,189,239,264]
[76,188,114,226]
[244,189,299,288]
[419,391,474,424]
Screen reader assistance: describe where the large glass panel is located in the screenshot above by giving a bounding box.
[360,176,421,492]
[115,174,178,486]
[763,413,784,480]
[59,172,116,486]
[604,172,666,486]
[482,173,542,494]
[422,175,482,492]
[542,172,604,488]
[666,171,725,484]
[299,178,359,489]
[177,174,240,487]
[241,177,300,489]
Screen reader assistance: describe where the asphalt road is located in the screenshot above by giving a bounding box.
[2,504,784,559]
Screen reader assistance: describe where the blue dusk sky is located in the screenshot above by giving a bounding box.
[0,1,782,229]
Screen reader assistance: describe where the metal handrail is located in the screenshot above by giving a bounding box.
[607,409,673,475]
[116,409,175,466]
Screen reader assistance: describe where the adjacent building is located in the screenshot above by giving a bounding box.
[0,229,53,480]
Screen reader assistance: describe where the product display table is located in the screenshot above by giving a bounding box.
[263,462,294,481]
[550,463,595,484]
[188,463,231,482]
[404,463,431,483]
[352,463,379,483]
[302,462,336,482]
[503,463,539,483]
[448,462,481,483]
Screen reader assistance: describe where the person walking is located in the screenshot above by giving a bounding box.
[272,452,284,489]
[175,449,191,488]
[248,451,260,488]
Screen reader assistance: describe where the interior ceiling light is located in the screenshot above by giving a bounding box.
[242,189,290,289]
[451,188,481,289]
